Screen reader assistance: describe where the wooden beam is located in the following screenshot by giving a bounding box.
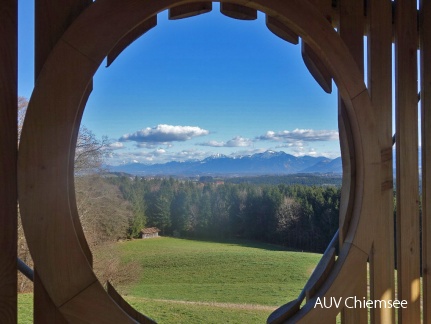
[420,0,431,322]
[0,0,17,322]
[338,2,366,323]
[366,1,395,323]
[395,0,421,322]
[338,0,364,245]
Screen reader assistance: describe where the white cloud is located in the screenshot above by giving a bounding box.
[198,136,252,147]
[109,142,124,149]
[119,124,209,143]
[257,128,339,142]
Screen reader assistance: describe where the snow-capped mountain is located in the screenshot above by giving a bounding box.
[108,151,342,176]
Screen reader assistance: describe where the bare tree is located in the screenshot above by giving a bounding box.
[17,97,122,291]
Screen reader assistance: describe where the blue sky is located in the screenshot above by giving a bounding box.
[18,2,340,165]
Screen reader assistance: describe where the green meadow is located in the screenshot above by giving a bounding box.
[19,237,322,323]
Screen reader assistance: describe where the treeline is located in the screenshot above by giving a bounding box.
[108,176,340,253]
[224,173,342,187]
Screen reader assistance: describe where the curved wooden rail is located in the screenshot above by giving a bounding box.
[18,0,379,322]
[268,230,339,324]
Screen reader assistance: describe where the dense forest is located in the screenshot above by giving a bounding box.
[107,176,341,253]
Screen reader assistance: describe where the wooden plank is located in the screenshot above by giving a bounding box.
[420,0,431,322]
[169,2,212,20]
[341,260,368,324]
[366,1,395,323]
[107,16,157,67]
[220,3,257,20]
[265,15,298,45]
[0,0,17,322]
[337,2,366,322]
[301,41,332,93]
[338,0,364,245]
[395,0,421,322]
[34,2,93,322]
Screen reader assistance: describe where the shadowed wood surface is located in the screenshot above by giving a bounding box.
[0,0,17,322]
[169,2,212,20]
[420,0,431,322]
[395,0,421,322]
[301,41,332,94]
[107,16,157,67]
[220,3,257,20]
[265,15,298,45]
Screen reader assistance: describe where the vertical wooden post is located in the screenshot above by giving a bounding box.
[338,2,366,322]
[0,0,17,322]
[420,0,431,323]
[395,0,421,323]
[367,1,395,323]
[34,0,92,322]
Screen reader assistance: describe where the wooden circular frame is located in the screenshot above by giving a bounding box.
[18,0,380,322]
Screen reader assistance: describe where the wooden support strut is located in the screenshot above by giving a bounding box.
[367,0,395,323]
[395,0,421,322]
[0,0,17,322]
[420,0,431,322]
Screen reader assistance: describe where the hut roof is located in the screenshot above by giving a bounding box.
[140,227,160,234]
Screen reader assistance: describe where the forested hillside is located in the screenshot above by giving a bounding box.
[107,176,340,253]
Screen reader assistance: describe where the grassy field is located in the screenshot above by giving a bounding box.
[116,237,321,323]
[18,237,322,323]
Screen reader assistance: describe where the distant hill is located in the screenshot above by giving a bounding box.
[107,151,342,176]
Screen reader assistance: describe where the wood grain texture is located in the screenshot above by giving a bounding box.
[420,0,431,322]
[0,0,17,322]
[34,273,68,324]
[367,1,395,323]
[395,0,421,322]
[337,0,364,251]
[169,2,212,20]
[35,0,92,78]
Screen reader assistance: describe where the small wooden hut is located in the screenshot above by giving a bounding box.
[139,227,160,239]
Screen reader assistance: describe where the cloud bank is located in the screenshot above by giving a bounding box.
[257,128,339,142]
[198,136,252,147]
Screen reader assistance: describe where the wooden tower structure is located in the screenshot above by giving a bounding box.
[1,0,430,323]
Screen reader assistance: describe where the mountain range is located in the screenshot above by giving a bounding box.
[108,151,342,176]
